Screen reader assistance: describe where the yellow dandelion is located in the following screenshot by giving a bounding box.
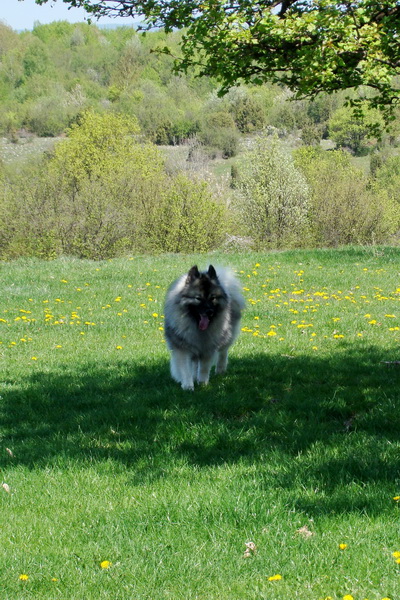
[393,496,400,501]
[392,551,400,558]
[19,574,29,581]
[116,346,123,350]
[267,331,277,336]
[339,543,347,550]
[152,313,159,318]
[100,560,112,569]
[267,574,282,581]
[343,595,354,600]
[31,356,38,361]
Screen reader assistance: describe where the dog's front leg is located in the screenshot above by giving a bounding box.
[171,349,195,390]
[215,347,229,374]
[197,354,215,385]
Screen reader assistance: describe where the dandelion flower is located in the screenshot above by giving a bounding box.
[19,574,29,581]
[100,560,112,569]
[392,551,400,558]
[393,496,400,501]
[339,543,348,550]
[343,595,354,600]
[267,574,282,581]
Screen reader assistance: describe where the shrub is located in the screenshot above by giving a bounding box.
[328,105,384,155]
[0,111,229,258]
[233,136,310,248]
[294,147,397,245]
[143,174,227,252]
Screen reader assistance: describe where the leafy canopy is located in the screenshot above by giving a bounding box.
[31,1,400,123]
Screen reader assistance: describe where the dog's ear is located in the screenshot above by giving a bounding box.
[208,265,217,279]
[187,265,200,281]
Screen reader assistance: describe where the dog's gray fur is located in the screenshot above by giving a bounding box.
[164,265,245,390]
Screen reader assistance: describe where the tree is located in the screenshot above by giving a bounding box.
[31,1,400,124]
[328,104,385,154]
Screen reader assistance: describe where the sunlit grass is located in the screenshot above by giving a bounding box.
[1,247,400,599]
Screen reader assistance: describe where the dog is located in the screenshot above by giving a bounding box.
[164,265,245,390]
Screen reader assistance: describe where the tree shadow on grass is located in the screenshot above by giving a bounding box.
[1,343,399,515]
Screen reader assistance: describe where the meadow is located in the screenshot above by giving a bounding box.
[1,247,400,600]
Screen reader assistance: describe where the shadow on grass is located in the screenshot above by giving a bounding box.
[1,344,400,514]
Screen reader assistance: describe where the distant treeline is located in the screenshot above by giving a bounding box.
[1,20,400,155]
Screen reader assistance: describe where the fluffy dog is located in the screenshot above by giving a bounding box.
[164,265,245,390]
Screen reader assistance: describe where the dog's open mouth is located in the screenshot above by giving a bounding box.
[198,315,210,331]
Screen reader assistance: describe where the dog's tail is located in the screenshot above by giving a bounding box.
[215,266,246,311]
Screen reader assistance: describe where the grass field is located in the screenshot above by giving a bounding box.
[1,247,400,600]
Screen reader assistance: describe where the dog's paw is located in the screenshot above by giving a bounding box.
[181,382,194,391]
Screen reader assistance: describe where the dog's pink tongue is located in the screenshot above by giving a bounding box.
[199,315,210,331]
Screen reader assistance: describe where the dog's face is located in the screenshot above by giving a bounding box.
[181,265,228,331]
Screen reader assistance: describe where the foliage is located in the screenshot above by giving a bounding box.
[32,0,400,126]
[328,105,385,155]
[233,136,310,248]
[294,146,398,245]
[371,154,400,233]
[141,174,227,252]
[199,111,239,158]
[0,112,228,258]
[0,22,219,142]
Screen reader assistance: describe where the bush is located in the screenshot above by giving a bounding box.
[328,105,384,155]
[0,112,229,258]
[142,174,227,252]
[228,90,266,133]
[25,94,74,136]
[233,136,310,248]
[294,147,397,245]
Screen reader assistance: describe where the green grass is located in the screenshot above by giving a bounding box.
[1,247,400,600]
